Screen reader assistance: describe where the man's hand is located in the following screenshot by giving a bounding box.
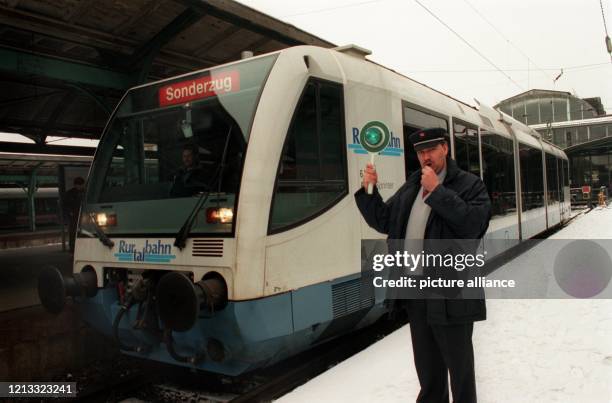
[362,163,378,191]
[421,166,439,193]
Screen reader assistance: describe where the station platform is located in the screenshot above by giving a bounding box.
[0,245,115,381]
[0,229,63,250]
[0,244,72,312]
[279,207,612,403]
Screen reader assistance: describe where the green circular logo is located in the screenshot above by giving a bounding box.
[360,121,390,153]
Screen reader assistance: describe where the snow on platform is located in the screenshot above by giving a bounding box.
[552,206,612,239]
[278,208,612,403]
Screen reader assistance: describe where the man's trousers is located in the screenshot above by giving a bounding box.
[407,299,477,403]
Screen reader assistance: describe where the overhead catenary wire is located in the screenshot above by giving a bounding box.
[600,0,612,62]
[413,0,524,92]
[460,0,555,83]
[281,0,387,18]
[404,62,610,73]
[601,0,610,35]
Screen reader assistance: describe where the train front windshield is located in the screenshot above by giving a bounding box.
[84,55,277,236]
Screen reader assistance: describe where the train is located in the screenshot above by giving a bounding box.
[0,187,60,230]
[38,44,570,375]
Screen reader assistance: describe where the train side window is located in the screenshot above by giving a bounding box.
[402,103,449,178]
[269,80,347,233]
[453,119,481,177]
[545,153,559,204]
[519,144,544,211]
[481,131,516,217]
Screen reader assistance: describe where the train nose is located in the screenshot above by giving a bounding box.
[156,272,227,332]
[38,266,98,313]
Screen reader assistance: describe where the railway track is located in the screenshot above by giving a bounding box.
[86,317,406,403]
[230,318,405,403]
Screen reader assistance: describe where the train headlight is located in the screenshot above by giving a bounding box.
[206,208,233,224]
[96,213,107,226]
[95,213,117,227]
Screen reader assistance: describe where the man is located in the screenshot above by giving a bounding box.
[63,177,85,253]
[354,127,491,403]
[170,144,207,197]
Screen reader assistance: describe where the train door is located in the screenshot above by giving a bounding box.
[452,119,481,178]
[559,158,569,222]
[452,119,487,255]
[545,152,560,228]
[401,102,449,180]
[266,78,358,294]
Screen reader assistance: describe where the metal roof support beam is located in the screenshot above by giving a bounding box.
[130,8,204,83]
[40,89,78,143]
[27,162,42,232]
[0,141,96,156]
[0,118,102,138]
[112,0,168,36]
[0,47,134,90]
[67,84,112,115]
[0,90,63,108]
[194,25,241,57]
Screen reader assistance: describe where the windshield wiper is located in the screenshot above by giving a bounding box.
[86,213,115,248]
[173,126,233,250]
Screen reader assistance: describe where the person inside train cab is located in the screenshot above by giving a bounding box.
[354,127,492,403]
[64,176,85,253]
[170,143,208,197]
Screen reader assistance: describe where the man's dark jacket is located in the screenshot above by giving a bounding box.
[354,159,492,325]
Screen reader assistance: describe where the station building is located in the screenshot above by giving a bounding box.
[495,89,612,193]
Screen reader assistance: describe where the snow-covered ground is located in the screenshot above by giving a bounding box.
[278,207,612,403]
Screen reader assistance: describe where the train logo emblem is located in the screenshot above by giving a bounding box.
[114,240,176,263]
[349,121,403,156]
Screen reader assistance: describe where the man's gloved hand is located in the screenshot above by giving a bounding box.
[362,163,378,191]
[421,166,440,194]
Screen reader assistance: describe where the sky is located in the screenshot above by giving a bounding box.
[237,0,612,113]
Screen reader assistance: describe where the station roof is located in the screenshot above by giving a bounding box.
[0,0,335,149]
[0,151,92,186]
[564,136,612,156]
[494,89,605,116]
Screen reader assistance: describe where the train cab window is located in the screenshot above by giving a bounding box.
[402,104,449,178]
[481,131,516,217]
[81,55,277,236]
[545,153,559,204]
[269,80,347,233]
[95,102,246,204]
[453,120,481,177]
[519,144,544,211]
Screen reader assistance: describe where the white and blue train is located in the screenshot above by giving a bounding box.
[39,44,570,375]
